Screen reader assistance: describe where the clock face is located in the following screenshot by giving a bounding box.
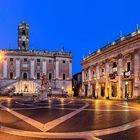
[21,35,26,41]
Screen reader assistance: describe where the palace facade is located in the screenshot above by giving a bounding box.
[81,25,140,99]
[0,20,72,95]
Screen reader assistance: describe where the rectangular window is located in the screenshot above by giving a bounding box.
[10,58,13,61]
[37,59,40,62]
[127,62,131,71]
[49,73,52,80]
[113,62,117,68]
[63,73,66,80]
[62,60,66,64]
[37,73,40,80]
[24,58,28,62]
[49,59,52,63]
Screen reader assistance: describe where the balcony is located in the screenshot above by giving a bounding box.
[123,71,131,78]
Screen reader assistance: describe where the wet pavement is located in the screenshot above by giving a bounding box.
[1,96,140,140]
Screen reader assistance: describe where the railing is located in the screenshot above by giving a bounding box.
[123,71,131,78]
[0,49,72,57]
[83,30,140,60]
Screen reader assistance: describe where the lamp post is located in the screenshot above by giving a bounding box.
[96,86,98,99]
[107,84,110,100]
[48,86,52,97]
[61,86,64,97]
[125,81,128,100]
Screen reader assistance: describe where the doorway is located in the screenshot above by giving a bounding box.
[101,84,105,97]
[85,85,88,96]
[92,84,96,97]
[23,72,28,80]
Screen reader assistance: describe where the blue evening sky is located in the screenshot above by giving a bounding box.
[0,0,140,74]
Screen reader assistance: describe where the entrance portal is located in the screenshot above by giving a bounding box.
[111,82,117,97]
[92,84,96,97]
[101,84,105,97]
[124,80,133,98]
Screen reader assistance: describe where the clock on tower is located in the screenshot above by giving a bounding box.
[18,20,29,51]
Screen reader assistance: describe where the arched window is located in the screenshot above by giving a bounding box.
[23,72,28,80]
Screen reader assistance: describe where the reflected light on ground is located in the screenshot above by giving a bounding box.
[60,98,64,105]
[7,98,12,106]
[48,98,51,107]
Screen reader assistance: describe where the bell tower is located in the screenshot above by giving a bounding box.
[18,20,29,51]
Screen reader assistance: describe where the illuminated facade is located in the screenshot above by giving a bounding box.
[81,25,140,99]
[0,20,72,94]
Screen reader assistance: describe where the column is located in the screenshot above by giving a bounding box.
[82,83,85,96]
[105,61,110,97]
[42,59,46,75]
[69,60,72,79]
[117,55,123,98]
[88,67,92,96]
[16,58,20,79]
[55,59,59,79]
[3,58,7,79]
[82,70,85,96]
[30,59,35,79]
[88,82,92,96]
[96,64,99,79]
[88,67,91,80]
[134,49,140,98]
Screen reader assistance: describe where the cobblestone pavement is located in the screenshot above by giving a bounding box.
[1,96,140,140]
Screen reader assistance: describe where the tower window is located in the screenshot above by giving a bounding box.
[37,73,40,80]
[10,72,13,79]
[22,42,25,48]
[63,73,66,80]
[127,62,131,71]
[48,73,52,80]
[22,30,25,35]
